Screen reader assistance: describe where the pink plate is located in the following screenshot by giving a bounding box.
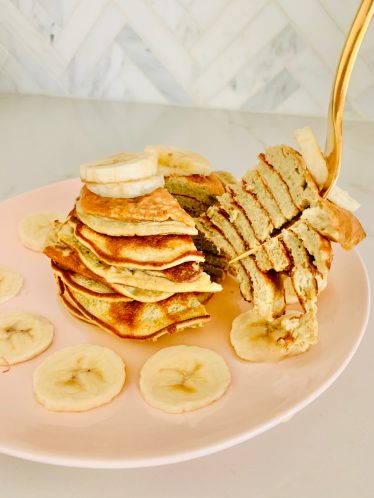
[0,179,370,468]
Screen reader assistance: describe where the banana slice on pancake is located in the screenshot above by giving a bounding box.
[0,310,54,365]
[33,344,126,412]
[86,174,165,199]
[0,266,23,304]
[80,152,157,183]
[139,345,230,413]
[18,212,62,252]
[145,145,212,176]
[230,309,318,362]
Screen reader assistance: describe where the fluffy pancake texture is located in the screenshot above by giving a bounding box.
[80,185,195,227]
[164,171,237,282]
[71,217,203,270]
[44,172,221,340]
[59,278,209,341]
[197,144,365,326]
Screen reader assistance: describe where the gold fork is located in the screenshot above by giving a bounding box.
[229,0,373,265]
[322,0,374,197]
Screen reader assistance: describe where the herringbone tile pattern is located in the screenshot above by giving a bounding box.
[1,0,373,118]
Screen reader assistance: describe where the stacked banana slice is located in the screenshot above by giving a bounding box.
[198,129,366,361]
[44,150,222,341]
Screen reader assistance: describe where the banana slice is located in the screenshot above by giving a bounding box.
[139,345,230,414]
[33,344,126,412]
[86,174,165,199]
[80,152,157,183]
[0,266,23,304]
[294,127,328,187]
[230,309,318,362]
[145,145,212,176]
[0,310,54,365]
[18,212,62,252]
[295,127,360,212]
[327,185,360,212]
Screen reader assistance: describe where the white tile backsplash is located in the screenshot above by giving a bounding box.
[1,0,373,119]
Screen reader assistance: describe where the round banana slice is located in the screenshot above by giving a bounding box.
[0,266,23,304]
[230,309,318,362]
[80,152,157,183]
[33,344,126,412]
[86,174,165,199]
[0,310,54,365]
[145,145,212,176]
[18,212,62,252]
[139,345,230,414]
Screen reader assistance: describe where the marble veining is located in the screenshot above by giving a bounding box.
[0,0,374,119]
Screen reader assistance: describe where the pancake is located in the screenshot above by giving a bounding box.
[62,280,210,341]
[290,221,333,277]
[59,288,95,325]
[52,263,133,302]
[57,222,222,294]
[75,199,197,236]
[301,199,366,250]
[44,238,176,303]
[165,173,226,209]
[262,145,320,210]
[70,217,204,270]
[164,171,235,280]
[77,186,197,236]
[196,215,253,302]
[282,229,318,312]
[243,169,287,229]
[257,157,299,221]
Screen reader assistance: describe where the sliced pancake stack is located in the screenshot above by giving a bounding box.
[197,142,365,347]
[149,145,237,283]
[44,152,221,341]
[165,171,237,283]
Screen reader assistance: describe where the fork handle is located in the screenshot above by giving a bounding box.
[322,0,374,197]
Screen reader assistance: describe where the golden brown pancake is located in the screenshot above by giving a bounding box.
[71,217,204,270]
[61,278,210,340]
[165,173,226,199]
[80,185,195,227]
[52,263,133,302]
[44,238,176,303]
[57,222,220,293]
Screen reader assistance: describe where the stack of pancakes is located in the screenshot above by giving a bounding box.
[197,145,366,321]
[44,183,221,341]
[164,171,237,282]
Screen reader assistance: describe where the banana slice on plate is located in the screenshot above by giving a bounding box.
[80,152,157,183]
[86,174,165,199]
[18,212,62,252]
[33,344,126,412]
[0,266,23,304]
[145,145,212,176]
[0,310,54,365]
[139,345,231,414]
[230,309,318,362]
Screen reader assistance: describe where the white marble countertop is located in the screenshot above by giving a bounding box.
[0,95,373,498]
